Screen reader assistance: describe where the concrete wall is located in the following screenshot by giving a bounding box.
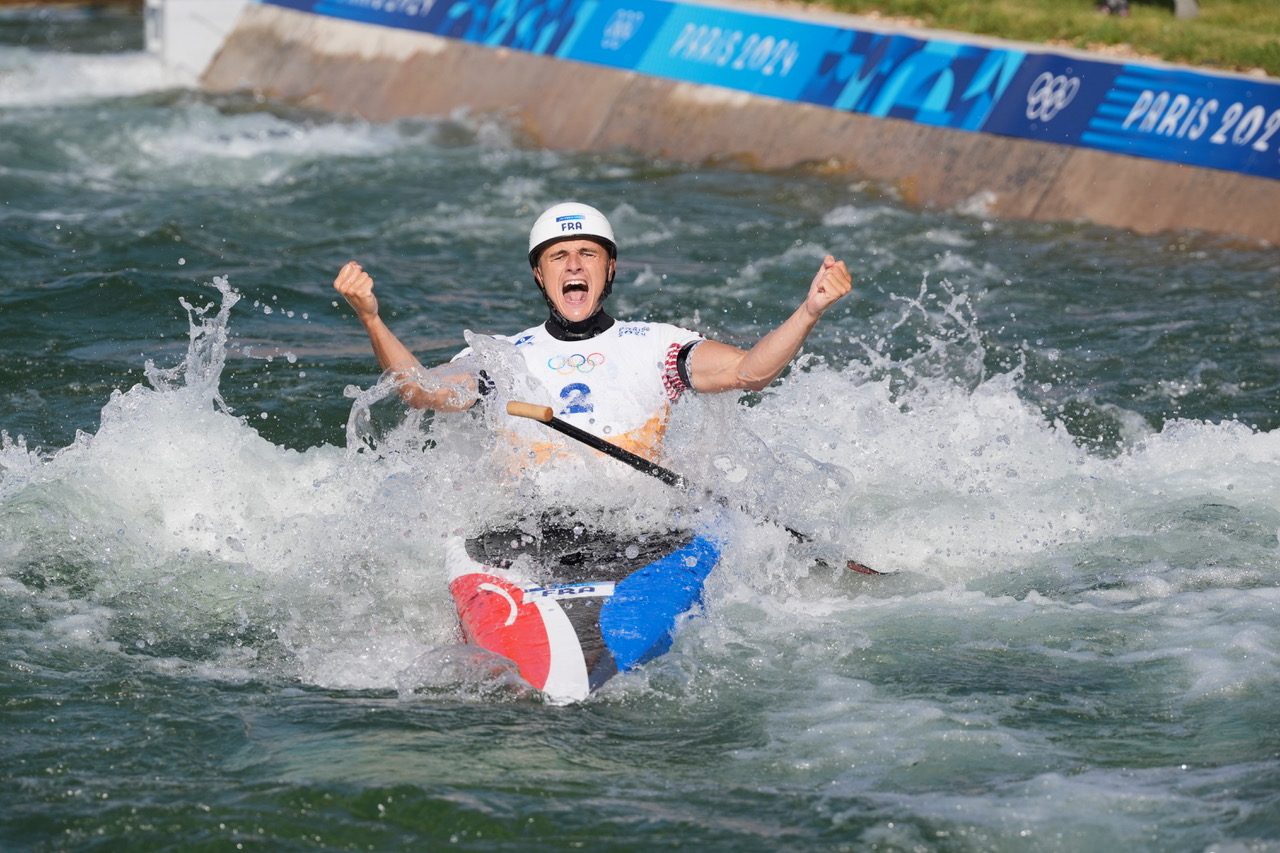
[202,3,1280,245]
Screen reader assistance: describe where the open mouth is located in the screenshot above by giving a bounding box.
[561,279,590,305]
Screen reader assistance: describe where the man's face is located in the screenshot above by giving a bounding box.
[533,238,616,323]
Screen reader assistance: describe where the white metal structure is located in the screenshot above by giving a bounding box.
[145,0,248,79]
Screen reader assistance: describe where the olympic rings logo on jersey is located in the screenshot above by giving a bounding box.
[548,353,606,374]
[1025,72,1080,122]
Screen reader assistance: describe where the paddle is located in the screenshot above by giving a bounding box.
[505,401,881,575]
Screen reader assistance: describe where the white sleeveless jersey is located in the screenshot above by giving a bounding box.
[467,320,704,460]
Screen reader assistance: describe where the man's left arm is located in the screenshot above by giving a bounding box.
[688,255,851,393]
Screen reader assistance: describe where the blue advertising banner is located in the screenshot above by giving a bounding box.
[1086,65,1280,180]
[417,0,593,54]
[261,0,1280,181]
[978,53,1123,146]
[795,28,1024,132]
[555,3,674,68]
[982,54,1280,180]
[626,5,836,102]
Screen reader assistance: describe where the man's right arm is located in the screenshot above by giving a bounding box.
[333,261,479,411]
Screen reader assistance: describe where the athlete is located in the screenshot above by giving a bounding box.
[333,202,851,462]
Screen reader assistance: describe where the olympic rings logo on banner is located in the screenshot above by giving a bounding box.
[601,9,644,51]
[548,353,606,374]
[1026,72,1081,122]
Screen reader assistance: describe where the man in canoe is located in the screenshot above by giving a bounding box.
[333,202,851,463]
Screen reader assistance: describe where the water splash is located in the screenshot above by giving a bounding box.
[669,274,1280,590]
[143,275,239,411]
[1,271,1277,701]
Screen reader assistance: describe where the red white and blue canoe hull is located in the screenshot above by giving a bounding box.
[447,529,722,704]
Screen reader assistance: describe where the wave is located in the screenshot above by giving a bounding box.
[0,47,191,107]
[0,78,527,199]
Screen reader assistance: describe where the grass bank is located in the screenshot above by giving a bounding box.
[801,0,1280,78]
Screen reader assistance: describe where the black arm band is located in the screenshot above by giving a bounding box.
[675,340,702,391]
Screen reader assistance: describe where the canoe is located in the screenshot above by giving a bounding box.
[447,524,722,703]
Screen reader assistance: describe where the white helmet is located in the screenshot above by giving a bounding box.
[527,202,617,267]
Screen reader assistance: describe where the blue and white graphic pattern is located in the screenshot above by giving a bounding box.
[262,0,1280,180]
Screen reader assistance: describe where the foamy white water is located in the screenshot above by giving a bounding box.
[0,46,189,106]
